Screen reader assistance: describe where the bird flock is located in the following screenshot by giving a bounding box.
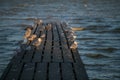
[64,27,78,50]
[22,19,46,50]
[22,19,78,50]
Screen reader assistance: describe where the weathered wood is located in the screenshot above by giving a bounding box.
[52,24,63,62]
[72,49,84,64]
[20,63,35,80]
[34,63,47,80]
[49,63,61,80]
[73,63,89,80]
[62,63,75,80]
[60,23,84,63]
[32,24,45,62]
[1,21,89,80]
[11,49,25,64]
[56,23,74,62]
[52,47,63,62]
[22,47,35,62]
[4,63,23,80]
[43,23,52,62]
[32,49,42,62]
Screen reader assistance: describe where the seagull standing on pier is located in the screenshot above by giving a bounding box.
[24,27,33,39]
[32,38,42,49]
[37,19,43,25]
[28,34,37,41]
[67,30,76,41]
[23,27,33,44]
[70,41,78,50]
[40,34,45,39]
[64,30,69,33]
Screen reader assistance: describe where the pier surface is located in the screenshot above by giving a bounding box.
[0,22,89,80]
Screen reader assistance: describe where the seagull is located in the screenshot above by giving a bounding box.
[34,19,43,25]
[37,19,43,25]
[45,23,52,31]
[69,29,74,34]
[64,30,69,33]
[24,27,32,39]
[68,35,76,41]
[73,35,77,39]
[68,37,75,42]
[70,41,78,50]
[67,33,74,39]
[32,38,42,49]
[28,34,37,41]
[40,34,45,38]
[23,27,33,44]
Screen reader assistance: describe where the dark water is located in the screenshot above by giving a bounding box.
[0,0,120,80]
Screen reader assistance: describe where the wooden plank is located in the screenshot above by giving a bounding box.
[72,49,84,64]
[47,29,52,42]
[20,63,35,80]
[49,63,61,80]
[62,48,73,62]
[53,24,59,42]
[60,23,83,63]
[32,49,42,62]
[56,23,74,62]
[52,24,63,62]
[34,63,47,80]
[1,22,89,80]
[61,63,75,80]
[4,63,23,80]
[11,50,25,64]
[22,47,35,62]
[32,24,46,62]
[21,22,39,62]
[43,26,52,62]
[73,63,89,80]
[43,47,51,62]
[52,48,63,62]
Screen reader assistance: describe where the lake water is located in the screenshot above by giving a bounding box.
[0,0,120,80]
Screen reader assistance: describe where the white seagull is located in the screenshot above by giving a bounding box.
[70,41,78,50]
[37,19,43,25]
[28,34,37,41]
[32,38,42,49]
[40,34,45,38]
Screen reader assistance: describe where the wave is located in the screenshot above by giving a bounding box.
[85,53,109,59]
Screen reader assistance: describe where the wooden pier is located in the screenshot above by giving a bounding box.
[0,21,89,80]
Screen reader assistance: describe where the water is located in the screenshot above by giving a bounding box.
[0,0,120,80]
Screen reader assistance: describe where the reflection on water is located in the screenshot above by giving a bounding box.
[0,0,120,80]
